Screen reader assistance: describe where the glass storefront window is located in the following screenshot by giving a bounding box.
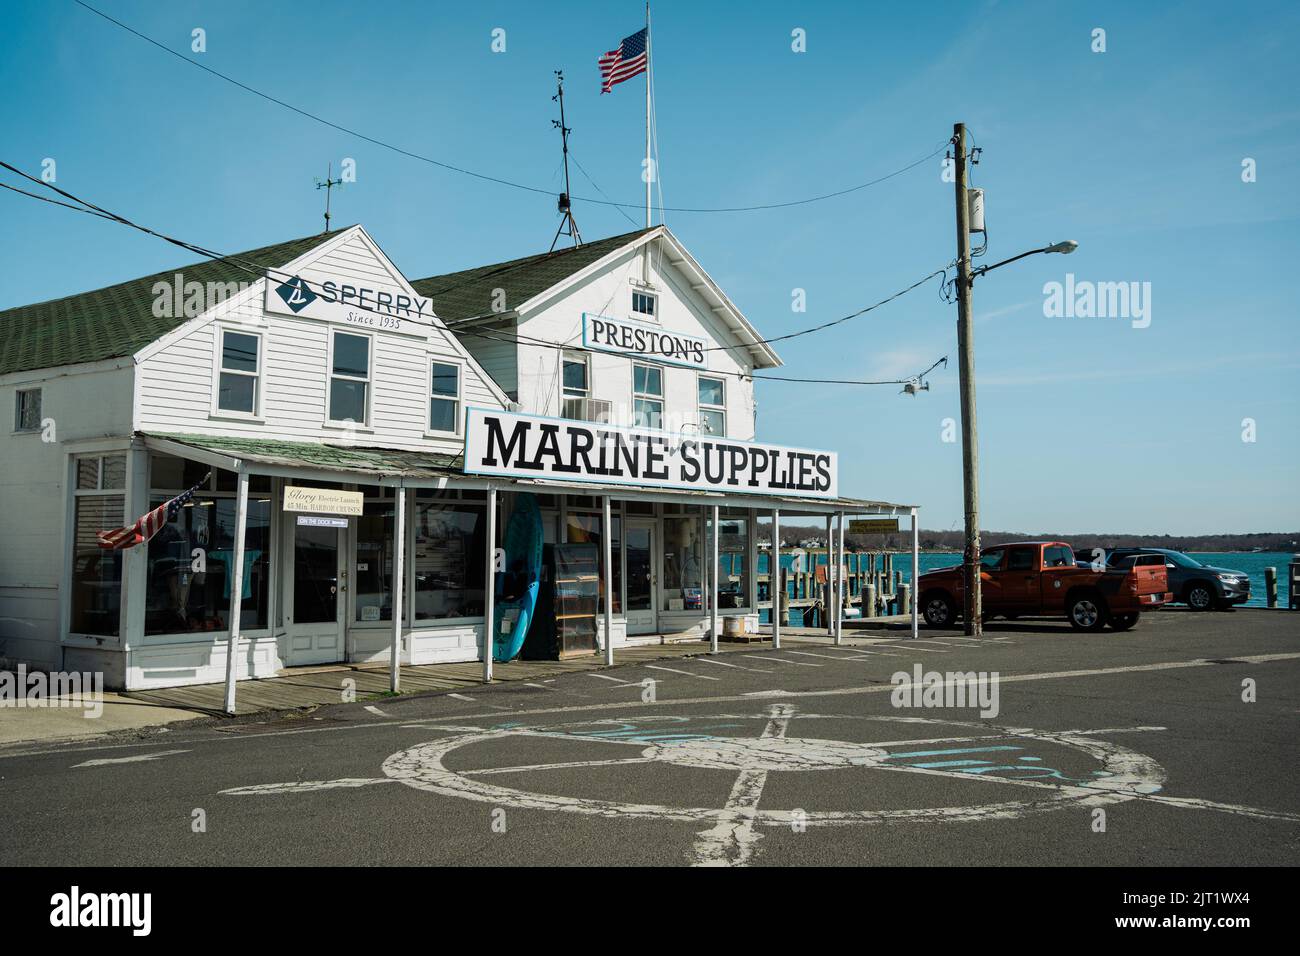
[355,501,396,622]
[566,513,621,613]
[70,493,123,636]
[413,497,486,621]
[715,514,750,609]
[663,514,704,611]
[144,495,272,634]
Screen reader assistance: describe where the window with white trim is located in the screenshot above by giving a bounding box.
[560,351,609,422]
[632,363,663,429]
[329,331,370,424]
[70,454,126,637]
[217,330,260,414]
[698,375,726,437]
[632,290,656,318]
[429,361,460,433]
[14,387,41,432]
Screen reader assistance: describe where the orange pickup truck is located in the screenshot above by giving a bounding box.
[917,541,1172,632]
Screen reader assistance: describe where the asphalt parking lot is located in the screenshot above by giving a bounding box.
[1,608,1297,866]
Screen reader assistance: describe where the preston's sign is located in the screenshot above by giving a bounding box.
[464,408,837,499]
[582,313,708,368]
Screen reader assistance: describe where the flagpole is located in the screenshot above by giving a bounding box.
[645,0,652,228]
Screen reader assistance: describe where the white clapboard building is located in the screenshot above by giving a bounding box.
[0,224,917,694]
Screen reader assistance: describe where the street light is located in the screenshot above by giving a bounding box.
[972,240,1078,280]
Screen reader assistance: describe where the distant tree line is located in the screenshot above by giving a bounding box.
[760,525,1299,554]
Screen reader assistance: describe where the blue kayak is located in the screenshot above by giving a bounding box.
[493,492,544,662]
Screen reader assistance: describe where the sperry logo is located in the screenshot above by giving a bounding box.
[50,886,151,936]
[275,275,317,313]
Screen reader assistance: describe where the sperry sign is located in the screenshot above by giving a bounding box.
[582,313,708,368]
[265,273,431,335]
[463,408,837,498]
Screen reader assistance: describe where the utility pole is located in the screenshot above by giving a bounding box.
[952,122,982,636]
[315,163,342,234]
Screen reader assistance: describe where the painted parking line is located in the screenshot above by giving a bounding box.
[363,705,390,717]
[586,673,630,684]
[447,693,477,702]
[874,644,948,653]
[743,655,819,667]
[645,665,720,681]
[785,650,878,662]
[694,657,773,674]
[523,682,559,691]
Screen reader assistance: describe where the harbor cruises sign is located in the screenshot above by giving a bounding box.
[582,313,708,368]
[463,408,837,499]
[265,274,432,335]
[283,485,364,516]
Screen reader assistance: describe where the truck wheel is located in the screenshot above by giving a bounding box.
[922,592,955,628]
[1110,613,1139,631]
[1185,582,1215,611]
[1067,593,1108,632]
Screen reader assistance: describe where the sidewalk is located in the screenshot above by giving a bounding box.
[1,625,912,745]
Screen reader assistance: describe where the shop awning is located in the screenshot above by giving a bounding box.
[139,432,914,517]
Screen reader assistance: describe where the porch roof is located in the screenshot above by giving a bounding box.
[139,432,915,516]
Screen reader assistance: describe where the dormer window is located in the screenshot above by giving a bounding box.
[632,290,656,319]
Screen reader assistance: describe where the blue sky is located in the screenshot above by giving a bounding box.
[2,0,1297,534]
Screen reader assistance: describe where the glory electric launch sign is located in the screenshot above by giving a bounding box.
[463,408,837,499]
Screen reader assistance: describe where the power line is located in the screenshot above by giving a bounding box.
[0,159,946,388]
[72,0,945,215]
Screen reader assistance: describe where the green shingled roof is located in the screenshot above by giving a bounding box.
[0,230,343,376]
[410,227,655,323]
[145,432,462,478]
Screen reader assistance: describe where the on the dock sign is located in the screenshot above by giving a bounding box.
[464,408,837,498]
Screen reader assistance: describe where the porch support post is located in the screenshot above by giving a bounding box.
[222,472,249,715]
[390,486,407,692]
[911,506,920,640]
[603,495,615,666]
[710,505,720,654]
[483,487,497,683]
[836,511,846,644]
[771,508,781,649]
[825,514,834,635]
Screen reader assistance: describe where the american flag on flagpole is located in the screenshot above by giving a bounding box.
[598,27,648,93]
[97,473,210,551]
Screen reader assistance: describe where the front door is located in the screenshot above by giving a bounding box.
[285,521,345,665]
[625,520,657,635]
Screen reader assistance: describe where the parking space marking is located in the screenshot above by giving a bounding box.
[646,665,720,681]
[695,657,773,674]
[744,655,819,667]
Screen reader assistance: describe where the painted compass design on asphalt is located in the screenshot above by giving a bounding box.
[221,705,1300,866]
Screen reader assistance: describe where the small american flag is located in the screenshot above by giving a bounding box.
[598,28,648,94]
[98,473,210,551]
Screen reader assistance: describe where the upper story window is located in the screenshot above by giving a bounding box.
[14,387,41,432]
[697,375,725,436]
[216,330,261,415]
[329,331,371,425]
[429,361,461,434]
[632,290,657,319]
[560,351,611,422]
[632,363,663,429]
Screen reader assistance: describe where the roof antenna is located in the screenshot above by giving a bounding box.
[550,71,583,252]
[315,162,343,234]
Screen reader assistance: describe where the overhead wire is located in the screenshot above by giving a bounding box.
[1,158,947,389]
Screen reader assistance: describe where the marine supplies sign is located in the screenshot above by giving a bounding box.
[464,408,837,499]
